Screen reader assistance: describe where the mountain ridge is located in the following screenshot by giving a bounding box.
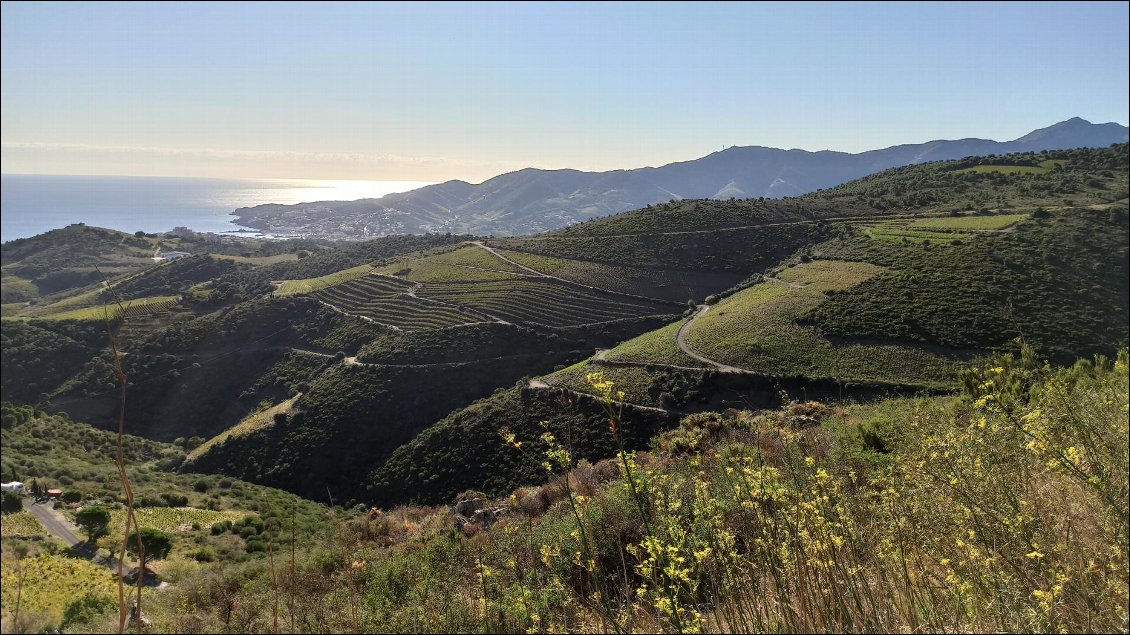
[231,117,1128,237]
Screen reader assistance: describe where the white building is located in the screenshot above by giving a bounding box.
[1,481,26,494]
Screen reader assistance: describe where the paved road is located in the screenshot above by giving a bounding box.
[23,499,83,547]
[21,499,147,580]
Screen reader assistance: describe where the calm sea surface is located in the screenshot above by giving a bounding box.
[0,174,433,243]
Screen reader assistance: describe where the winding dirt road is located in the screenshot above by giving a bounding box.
[470,241,680,306]
[674,305,749,373]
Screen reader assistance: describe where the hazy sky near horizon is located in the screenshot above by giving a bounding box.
[2,1,1127,182]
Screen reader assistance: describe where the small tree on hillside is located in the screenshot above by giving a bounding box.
[75,506,111,542]
[2,493,22,513]
[127,527,173,576]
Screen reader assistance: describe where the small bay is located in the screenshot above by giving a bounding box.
[1,174,432,242]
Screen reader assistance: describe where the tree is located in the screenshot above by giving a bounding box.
[127,527,173,575]
[75,506,111,541]
[2,493,22,513]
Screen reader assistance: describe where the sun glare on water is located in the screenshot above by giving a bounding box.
[261,179,436,205]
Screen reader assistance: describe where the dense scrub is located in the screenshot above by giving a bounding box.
[356,322,583,365]
[808,144,1128,212]
[367,385,677,507]
[186,352,576,506]
[808,209,1130,361]
[112,255,246,299]
[498,222,827,274]
[0,320,105,403]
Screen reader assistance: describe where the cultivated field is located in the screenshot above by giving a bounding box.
[0,510,49,537]
[274,263,375,296]
[418,278,675,328]
[18,295,180,322]
[684,260,964,387]
[311,274,482,329]
[601,319,707,368]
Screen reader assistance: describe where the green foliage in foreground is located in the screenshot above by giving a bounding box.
[1,553,122,633]
[49,348,1124,634]
[0,511,48,538]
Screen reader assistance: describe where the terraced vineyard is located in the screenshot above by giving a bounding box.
[0,510,49,537]
[106,507,248,540]
[775,259,888,292]
[683,261,966,387]
[311,274,482,330]
[855,212,1028,243]
[601,319,707,368]
[22,295,179,322]
[545,361,667,407]
[418,278,676,328]
[374,244,526,283]
[952,159,1065,175]
[497,221,826,273]
[274,263,374,296]
[0,553,120,626]
[908,213,1028,230]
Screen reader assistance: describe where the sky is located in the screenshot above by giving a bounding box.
[2,1,1127,183]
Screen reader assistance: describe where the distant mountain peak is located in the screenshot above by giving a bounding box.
[232,118,1128,238]
[1012,117,1128,148]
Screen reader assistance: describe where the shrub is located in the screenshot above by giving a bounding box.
[61,592,116,629]
[75,505,111,541]
[2,492,22,513]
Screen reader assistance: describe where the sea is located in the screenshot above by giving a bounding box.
[0,174,434,243]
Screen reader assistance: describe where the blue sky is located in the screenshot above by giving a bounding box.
[2,1,1127,181]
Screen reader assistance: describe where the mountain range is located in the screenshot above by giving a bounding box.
[231,117,1128,237]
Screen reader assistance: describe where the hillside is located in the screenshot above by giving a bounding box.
[0,404,332,631]
[230,117,1128,238]
[366,144,1128,503]
[0,144,1126,512]
[5,348,1124,633]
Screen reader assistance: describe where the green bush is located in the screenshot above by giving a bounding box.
[1,492,22,513]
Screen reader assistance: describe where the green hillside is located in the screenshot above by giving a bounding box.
[185,341,579,505]
[809,209,1129,360]
[1,145,1128,635]
[679,262,967,388]
[16,347,1120,634]
[0,144,1125,516]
